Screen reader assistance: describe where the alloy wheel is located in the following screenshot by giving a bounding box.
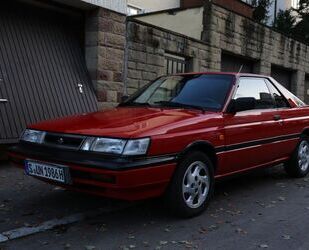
[298,140,309,172]
[182,161,210,209]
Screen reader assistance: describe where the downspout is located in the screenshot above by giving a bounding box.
[274,0,278,24]
[123,18,129,96]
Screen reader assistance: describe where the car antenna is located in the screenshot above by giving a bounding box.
[237,65,243,74]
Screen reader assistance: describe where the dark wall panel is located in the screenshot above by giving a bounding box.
[0,2,97,143]
[221,53,254,73]
[271,66,292,91]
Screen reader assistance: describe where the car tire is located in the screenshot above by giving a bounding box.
[285,136,309,178]
[164,151,214,218]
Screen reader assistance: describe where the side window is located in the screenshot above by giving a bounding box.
[265,80,290,108]
[234,78,274,110]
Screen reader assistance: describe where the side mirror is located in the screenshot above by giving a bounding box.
[227,97,256,113]
[121,95,129,103]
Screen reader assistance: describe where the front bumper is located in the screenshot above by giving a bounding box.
[8,144,177,201]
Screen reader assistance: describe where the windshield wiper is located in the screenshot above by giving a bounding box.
[119,102,152,107]
[154,101,207,112]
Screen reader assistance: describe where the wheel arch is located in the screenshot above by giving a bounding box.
[301,127,309,137]
[177,140,218,172]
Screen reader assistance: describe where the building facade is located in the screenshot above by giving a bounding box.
[127,2,309,103]
[127,0,180,15]
[127,0,254,17]
[82,0,127,13]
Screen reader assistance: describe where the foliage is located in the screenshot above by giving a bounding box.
[292,0,309,42]
[296,0,309,15]
[254,0,309,43]
[251,0,273,24]
[273,9,296,36]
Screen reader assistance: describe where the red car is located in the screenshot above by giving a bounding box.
[9,73,309,217]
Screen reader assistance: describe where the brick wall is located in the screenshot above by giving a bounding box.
[212,0,253,18]
[202,2,309,99]
[85,7,126,108]
[180,0,204,9]
[181,0,253,18]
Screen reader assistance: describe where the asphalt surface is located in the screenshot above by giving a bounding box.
[0,162,309,250]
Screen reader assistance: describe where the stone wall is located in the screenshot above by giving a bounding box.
[126,20,213,95]
[85,7,126,108]
[87,3,309,108]
[202,2,309,99]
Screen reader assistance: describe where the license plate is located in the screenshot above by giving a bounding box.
[25,160,71,184]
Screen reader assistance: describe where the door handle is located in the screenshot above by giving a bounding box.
[77,84,84,94]
[0,98,8,103]
[273,115,281,121]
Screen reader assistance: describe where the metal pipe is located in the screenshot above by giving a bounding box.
[274,0,278,24]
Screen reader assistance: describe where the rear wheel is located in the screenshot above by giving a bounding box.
[285,136,309,178]
[165,151,214,218]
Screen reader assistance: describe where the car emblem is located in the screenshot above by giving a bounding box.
[57,137,64,144]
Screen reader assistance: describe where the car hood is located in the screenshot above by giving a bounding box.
[29,107,217,138]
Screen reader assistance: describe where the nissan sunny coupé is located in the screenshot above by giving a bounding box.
[9,73,309,217]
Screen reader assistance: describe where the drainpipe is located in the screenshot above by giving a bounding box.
[123,18,129,96]
[274,0,278,24]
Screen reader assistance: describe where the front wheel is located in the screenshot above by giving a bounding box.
[164,151,214,218]
[285,137,309,178]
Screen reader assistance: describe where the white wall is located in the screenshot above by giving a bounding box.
[128,0,180,12]
[135,7,204,40]
[82,0,127,13]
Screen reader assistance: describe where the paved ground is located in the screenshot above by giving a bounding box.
[0,162,309,250]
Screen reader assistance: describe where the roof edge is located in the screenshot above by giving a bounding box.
[130,6,203,18]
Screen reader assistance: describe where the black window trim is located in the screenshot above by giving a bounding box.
[228,76,282,112]
[264,78,292,109]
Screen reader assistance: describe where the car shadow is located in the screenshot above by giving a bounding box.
[0,163,293,234]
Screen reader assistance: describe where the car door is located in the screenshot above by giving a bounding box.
[220,77,285,174]
[266,78,303,158]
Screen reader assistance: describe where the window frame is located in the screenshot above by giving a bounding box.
[121,74,236,112]
[231,77,276,111]
[226,76,294,113]
[164,53,191,75]
[264,78,291,109]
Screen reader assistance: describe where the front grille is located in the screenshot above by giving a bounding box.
[43,133,85,150]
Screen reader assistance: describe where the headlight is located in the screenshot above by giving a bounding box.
[123,138,150,156]
[81,137,150,156]
[81,138,126,154]
[21,129,46,144]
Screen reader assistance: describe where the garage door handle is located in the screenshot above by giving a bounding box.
[77,84,84,94]
[0,98,8,103]
[273,115,281,121]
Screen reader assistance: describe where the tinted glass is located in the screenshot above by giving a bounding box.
[266,80,289,108]
[234,78,274,109]
[127,74,234,111]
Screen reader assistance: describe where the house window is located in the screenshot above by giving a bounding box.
[127,5,144,15]
[164,53,190,75]
[291,0,299,8]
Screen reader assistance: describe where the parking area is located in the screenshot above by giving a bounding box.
[0,162,309,250]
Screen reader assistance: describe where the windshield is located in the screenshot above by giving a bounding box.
[122,74,234,111]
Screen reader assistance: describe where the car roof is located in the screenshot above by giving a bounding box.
[176,72,270,78]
